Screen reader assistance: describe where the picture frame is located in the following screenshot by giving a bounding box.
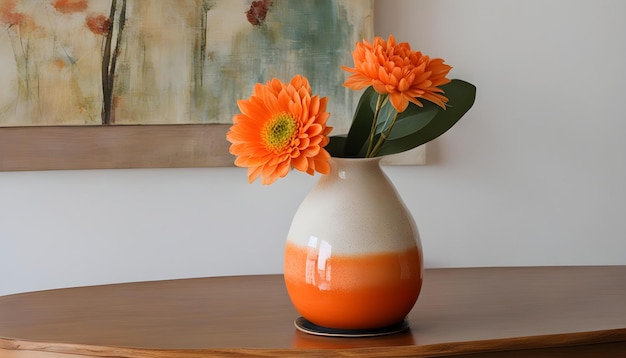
[0,0,377,171]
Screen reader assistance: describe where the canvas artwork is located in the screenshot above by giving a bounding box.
[0,0,373,136]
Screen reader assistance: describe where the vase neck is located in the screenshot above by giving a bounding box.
[327,157,384,180]
[330,157,382,164]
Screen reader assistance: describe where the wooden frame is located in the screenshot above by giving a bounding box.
[0,124,233,171]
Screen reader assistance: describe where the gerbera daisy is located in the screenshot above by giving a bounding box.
[342,35,452,113]
[226,75,333,185]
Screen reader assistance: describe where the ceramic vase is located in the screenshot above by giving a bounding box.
[284,157,423,333]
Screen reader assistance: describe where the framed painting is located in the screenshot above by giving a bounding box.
[0,0,374,171]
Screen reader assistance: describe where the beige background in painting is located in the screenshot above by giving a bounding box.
[0,0,372,131]
[0,1,110,126]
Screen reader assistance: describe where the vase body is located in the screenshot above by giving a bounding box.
[284,157,423,330]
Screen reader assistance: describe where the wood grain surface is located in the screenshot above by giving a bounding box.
[1,266,625,357]
[0,124,234,171]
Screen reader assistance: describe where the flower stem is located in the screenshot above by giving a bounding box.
[366,94,386,157]
[370,112,399,157]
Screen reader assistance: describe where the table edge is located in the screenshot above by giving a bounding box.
[2,266,623,298]
[2,328,626,357]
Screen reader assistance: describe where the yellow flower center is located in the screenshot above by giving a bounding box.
[262,113,297,152]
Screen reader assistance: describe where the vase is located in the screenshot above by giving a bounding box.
[284,157,423,336]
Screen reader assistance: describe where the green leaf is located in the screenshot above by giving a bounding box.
[326,135,347,157]
[374,79,476,156]
[342,86,378,157]
[386,104,439,140]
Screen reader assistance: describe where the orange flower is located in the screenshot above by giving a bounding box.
[0,0,23,26]
[226,75,333,185]
[52,0,88,14]
[86,14,110,35]
[342,35,452,113]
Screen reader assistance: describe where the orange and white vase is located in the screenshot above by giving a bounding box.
[284,157,423,334]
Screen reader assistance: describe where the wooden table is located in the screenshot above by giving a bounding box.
[1,266,625,357]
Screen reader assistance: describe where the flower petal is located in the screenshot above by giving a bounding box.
[226,75,333,184]
[342,35,452,111]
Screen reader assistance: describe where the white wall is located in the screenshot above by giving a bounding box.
[1,0,625,296]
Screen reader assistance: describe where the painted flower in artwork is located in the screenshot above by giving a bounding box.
[246,0,273,26]
[226,75,333,185]
[0,0,24,26]
[52,0,88,14]
[86,14,110,35]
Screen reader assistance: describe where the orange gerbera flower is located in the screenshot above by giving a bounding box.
[226,75,333,185]
[342,35,452,113]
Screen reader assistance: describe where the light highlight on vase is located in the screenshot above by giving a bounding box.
[284,241,423,330]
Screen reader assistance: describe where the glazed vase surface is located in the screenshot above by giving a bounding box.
[284,157,423,330]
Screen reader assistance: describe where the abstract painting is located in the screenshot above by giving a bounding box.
[0,0,373,170]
